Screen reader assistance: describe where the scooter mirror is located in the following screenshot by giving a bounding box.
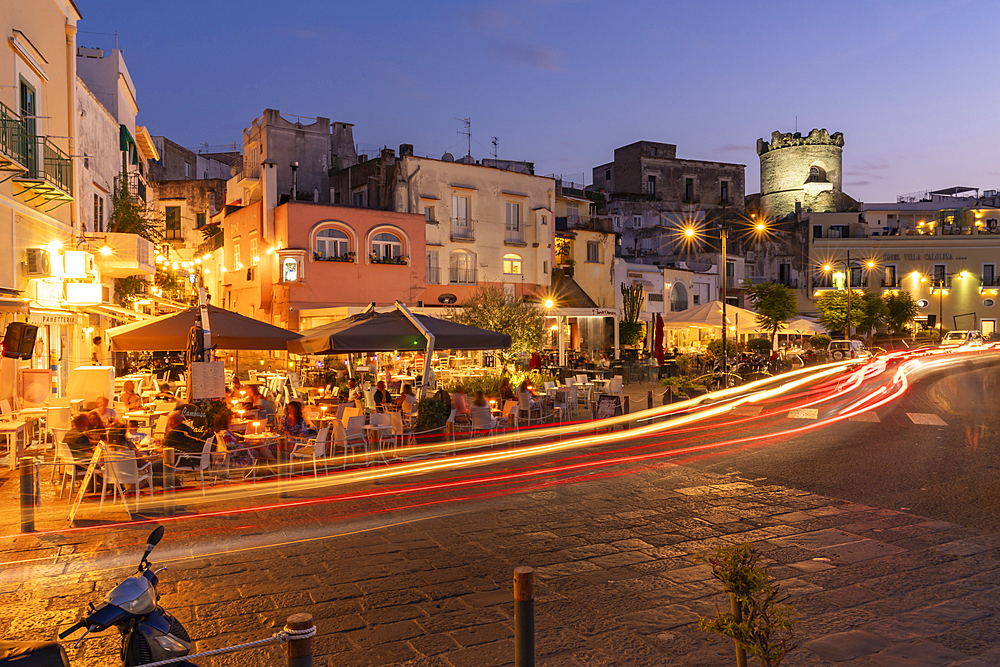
[147,526,165,548]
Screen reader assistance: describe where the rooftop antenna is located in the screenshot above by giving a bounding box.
[491,137,498,161]
[795,115,798,133]
[456,117,471,157]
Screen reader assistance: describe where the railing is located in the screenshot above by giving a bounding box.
[449,267,476,285]
[981,276,1000,287]
[451,218,474,241]
[126,171,147,202]
[41,137,73,195]
[0,101,28,169]
[426,266,440,285]
[882,278,899,288]
[505,227,525,244]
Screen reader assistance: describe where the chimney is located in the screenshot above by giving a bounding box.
[399,144,414,157]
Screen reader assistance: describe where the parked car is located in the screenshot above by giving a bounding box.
[940,330,985,347]
[827,339,871,361]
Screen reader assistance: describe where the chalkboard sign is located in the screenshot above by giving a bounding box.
[595,394,622,420]
[69,443,105,526]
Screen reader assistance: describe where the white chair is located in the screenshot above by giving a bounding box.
[576,374,589,385]
[576,383,592,413]
[499,400,518,432]
[389,410,414,452]
[552,388,571,421]
[543,381,556,394]
[46,406,71,449]
[363,389,377,413]
[446,408,471,442]
[607,376,625,404]
[101,448,153,512]
[291,426,329,478]
[334,418,368,468]
[173,436,217,496]
[55,439,88,501]
[517,392,541,426]
[152,415,170,442]
[470,407,497,444]
[368,413,393,457]
[335,403,353,422]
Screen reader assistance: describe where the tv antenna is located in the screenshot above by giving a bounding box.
[491,137,498,160]
[456,117,471,157]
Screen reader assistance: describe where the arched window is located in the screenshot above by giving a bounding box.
[805,164,828,183]
[450,250,476,284]
[371,232,402,262]
[670,282,688,312]
[316,228,350,259]
[502,253,522,275]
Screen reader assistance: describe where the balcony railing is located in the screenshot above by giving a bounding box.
[42,138,73,195]
[981,276,1000,288]
[12,134,73,207]
[449,267,476,285]
[451,218,474,241]
[0,102,28,173]
[426,266,440,285]
[126,171,147,202]
[505,227,525,244]
[88,232,156,278]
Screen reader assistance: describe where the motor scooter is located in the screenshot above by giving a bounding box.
[0,526,198,666]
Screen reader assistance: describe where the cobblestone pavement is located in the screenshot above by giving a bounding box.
[4,456,1000,667]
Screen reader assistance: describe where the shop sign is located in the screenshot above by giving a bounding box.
[29,310,77,326]
[591,308,617,316]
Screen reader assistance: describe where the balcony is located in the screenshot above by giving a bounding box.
[0,102,29,174]
[505,226,526,245]
[449,267,477,285]
[451,218,475,242]
[126,171,147,203]
[12,136,73,209]
[981,276,1000,294]
[87,232,156,278]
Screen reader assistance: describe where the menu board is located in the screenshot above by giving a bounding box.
[190,361,225,401]
[595,394,622,420]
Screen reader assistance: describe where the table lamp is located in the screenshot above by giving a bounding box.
[252,420,261,435]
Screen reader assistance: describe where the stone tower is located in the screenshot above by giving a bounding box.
[757,128,845,219]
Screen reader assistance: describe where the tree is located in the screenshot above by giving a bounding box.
[857,290,886,346]
[620,283,646,347]
[108,174,163,307]
[456,286,544,371]
[816,290,865,336]
[745,282,798,347]
[883,291,919,334]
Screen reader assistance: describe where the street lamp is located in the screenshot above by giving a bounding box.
[820,251,878,340]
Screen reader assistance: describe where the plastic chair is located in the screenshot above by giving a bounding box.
[173,436,216,496]
[101,448,153,512]
[470,407,497,444]
[607,376,625,404]
[499,400,518,432]
[291,426,329,478]
[389,410,414,451]
[55,439,88,501]
[335,418,368,468]
[363,389,377,413]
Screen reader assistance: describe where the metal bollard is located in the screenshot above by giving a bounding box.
[514,566,534,667]
[279,436,289,498]
[20,456,35,533]
[163,447,175,517]
[285,613,314,667]
[647,390,653,411]
[623,396,630,429]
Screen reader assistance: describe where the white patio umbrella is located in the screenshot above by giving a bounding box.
[661,300,765,333]
[784,318,827,335]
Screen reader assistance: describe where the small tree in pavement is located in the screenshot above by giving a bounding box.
[883,291,919,334]
[816,290,864,336]
[857,290,886,347]
[745,282,798,349]
[456,286,544,372]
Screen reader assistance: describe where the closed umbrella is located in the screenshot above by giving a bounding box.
[654,314,665,365]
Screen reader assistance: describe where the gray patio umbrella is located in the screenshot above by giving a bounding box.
[288,307,511,354]
[106,304,302,351]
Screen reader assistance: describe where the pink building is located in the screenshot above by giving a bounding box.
[221,200,425,331]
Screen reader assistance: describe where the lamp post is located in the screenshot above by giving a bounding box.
[719,202,729,380]
[822,250,867,339]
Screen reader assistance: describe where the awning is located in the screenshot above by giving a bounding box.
[0,297,30,313]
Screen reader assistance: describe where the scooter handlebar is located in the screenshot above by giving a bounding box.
[58,620,86,639]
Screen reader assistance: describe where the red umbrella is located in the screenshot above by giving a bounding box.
[654,314,665,365]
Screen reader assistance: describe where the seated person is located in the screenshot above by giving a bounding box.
[373,381,391,409]
[214,409,252,468]
[451,385,471,422]
[471,390,489,408]
[85,411,107,445]
[498,377,515,402]
[119,380,143,410]
[227,377,243,400]
[255,391,277,422]
[64,414,94,460]
[92,396,118,426]
[154,382,176,402]
[126,419,146,445]
[347,379,363,408]
[163,410,204,454]
[278,401,313,439]
[393,384,418,413]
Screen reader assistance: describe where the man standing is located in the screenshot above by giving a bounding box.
[90,336,106,365]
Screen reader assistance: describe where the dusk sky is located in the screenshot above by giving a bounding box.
[78,0,999,203]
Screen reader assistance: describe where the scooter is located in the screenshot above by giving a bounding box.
[0,526,199,666]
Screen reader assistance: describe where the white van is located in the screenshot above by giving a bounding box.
[827,339,871,361]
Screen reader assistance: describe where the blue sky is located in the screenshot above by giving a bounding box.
[77,0,999,202]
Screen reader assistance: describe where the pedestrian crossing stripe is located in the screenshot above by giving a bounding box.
[907,413,947,426]
[788,408,819,419]
[848,412,880,422]
[731,406,762,417]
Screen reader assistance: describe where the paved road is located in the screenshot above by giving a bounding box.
[3,349,1000,666]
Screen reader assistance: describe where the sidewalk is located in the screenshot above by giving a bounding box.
[3,454,1000,666]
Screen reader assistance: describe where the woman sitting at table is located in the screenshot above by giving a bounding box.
[472,390,489,409]
[120,381,143,410]
[92,396,118,426]
[393,384,417,412]
[228,377,243,399]
[451,385,471,422]
[498,377,515,402]
[214,409,252,468]
[85,411,107,444]
[278,401,313,440]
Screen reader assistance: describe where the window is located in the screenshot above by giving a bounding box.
[779,264,790,286]
[648,293,663,302]
[20,78,36,172]
[503,253,522,275]
[983,263,996,285]
[371,232,402,262]
[196,213,206,228]
[250,238,258,264]
[543,261,548,274]
[670,282,688,312]
[685,178,694,202]
[541,215,548,225]
[813,225,823,239]
[632,215,642,228]
[233,243,241,269]
[426,250,439,284]
[282,257,300,282]
[93,194,104,233]
[727,261,735,281]
[605,169,611,181]
[505,202,523,242]
[184,162,191,178]
[452,195,469,225]
[692,282,709,305]
[647,175,656,196]
[884,265,897,287]
[316,228,350,259]
[352,190,366,207]
[720,181,729,202]
[566,202,579,221]
[933,264,946,284]
[164,206,182,240]
[424,206,435,222]
[613,215,621,229]
[586,241,600,263]
[449,250,476,284]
